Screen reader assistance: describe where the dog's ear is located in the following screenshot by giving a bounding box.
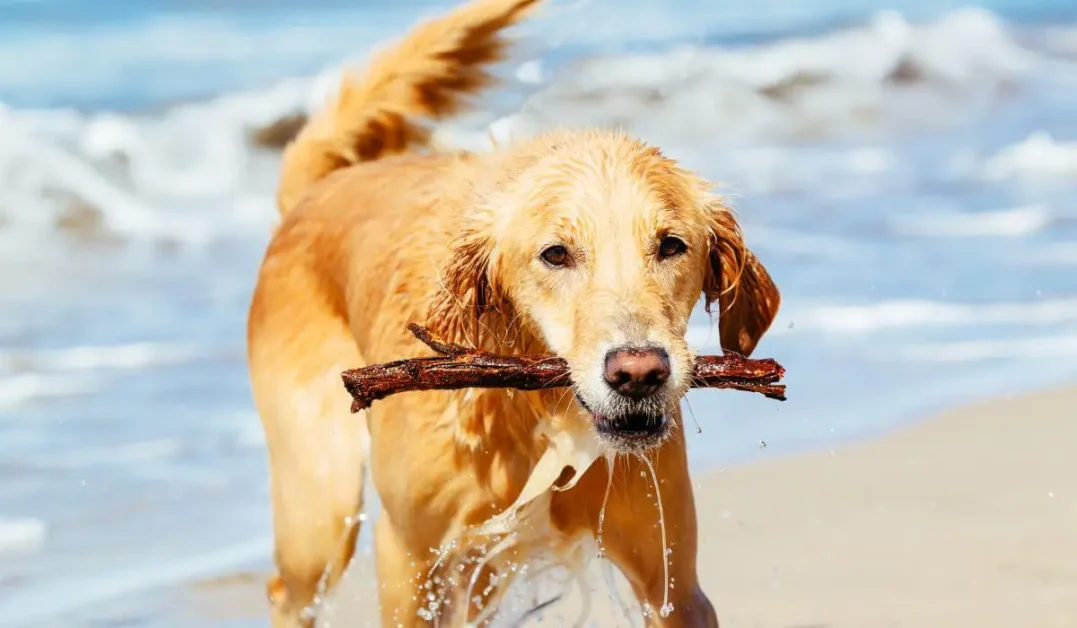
[702,202,781,357]
[425,226,501,347]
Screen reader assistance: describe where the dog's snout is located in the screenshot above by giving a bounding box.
[603,347,670,399]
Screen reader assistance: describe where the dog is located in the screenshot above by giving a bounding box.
[246,0,780,625]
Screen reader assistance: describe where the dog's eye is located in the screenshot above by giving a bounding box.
[658,236,687,259]
[540,245,570,267]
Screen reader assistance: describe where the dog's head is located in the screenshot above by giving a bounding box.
[427,132,780,452]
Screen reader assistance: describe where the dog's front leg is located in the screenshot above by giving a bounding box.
[552,423,719,627]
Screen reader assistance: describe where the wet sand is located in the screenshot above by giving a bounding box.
[186,385,1077,627]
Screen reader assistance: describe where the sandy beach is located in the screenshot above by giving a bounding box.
[179,384,1077,627]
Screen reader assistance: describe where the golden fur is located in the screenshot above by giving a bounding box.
[247,0,781,625]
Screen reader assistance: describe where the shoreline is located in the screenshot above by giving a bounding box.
[164,382,1077,627]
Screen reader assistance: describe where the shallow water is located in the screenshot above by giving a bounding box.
[3,0,1077,625]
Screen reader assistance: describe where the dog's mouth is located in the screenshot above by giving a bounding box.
[575,394,669,450]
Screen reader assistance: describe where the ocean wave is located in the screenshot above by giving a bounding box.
[980,131,1077,183]
[25,439,184,470]
[497,8,1061,148]
[778,298,1077,334]
[888,204,1053,238]
[0,517,46,557]
[0,373,101,411]
[746,225,866,257]
[0,9,1074,249]
[0,342,205,374]
[1011,242,1077,266]
[880,333,1077,362]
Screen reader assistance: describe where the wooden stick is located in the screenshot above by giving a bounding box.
[341,323,786,412]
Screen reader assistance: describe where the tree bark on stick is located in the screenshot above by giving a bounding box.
[342,323,786,413]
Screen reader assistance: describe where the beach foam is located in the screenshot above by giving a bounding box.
[0,342,205,374]
[0,373,101,411]
[882,333,1077,362]
[889,205,1053,238]
[0,517,46,556]
[501,9,1054,147]
[981,131,1077,183]
[774,298,1077,334]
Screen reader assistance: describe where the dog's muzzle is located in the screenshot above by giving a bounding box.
[575,394,669,451]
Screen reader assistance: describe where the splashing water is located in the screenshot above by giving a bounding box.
[595,456,615,559]
[637,454,674,619]
[302,509,367,622]
[601,560,641,627]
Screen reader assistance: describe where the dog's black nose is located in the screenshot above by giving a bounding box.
[603,347,670,399]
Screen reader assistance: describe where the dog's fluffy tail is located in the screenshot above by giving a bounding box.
[276,0,541,214]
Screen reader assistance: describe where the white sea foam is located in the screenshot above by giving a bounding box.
[881,334,1077,362]
[777,298,1077,334]
[29,439,184,470]
[0,342,204,374]
[686,298,1077,345]
[0,517,46,556]
[746,225,865,257]
[981,131,1077,183]
[0,373,100,411]
[501,8,1054,147]
[1043,24,1077,59]
[889,205,1052,238]
[1011,242,1077,267]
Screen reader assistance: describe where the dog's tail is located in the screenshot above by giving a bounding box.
[276,0,541,214]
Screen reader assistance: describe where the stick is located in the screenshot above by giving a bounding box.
[342,323,786,412]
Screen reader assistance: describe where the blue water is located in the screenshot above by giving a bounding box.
[2,0,1077,625]
[5,0,1077,110]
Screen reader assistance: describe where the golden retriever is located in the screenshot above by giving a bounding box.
[247,0,780,625]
